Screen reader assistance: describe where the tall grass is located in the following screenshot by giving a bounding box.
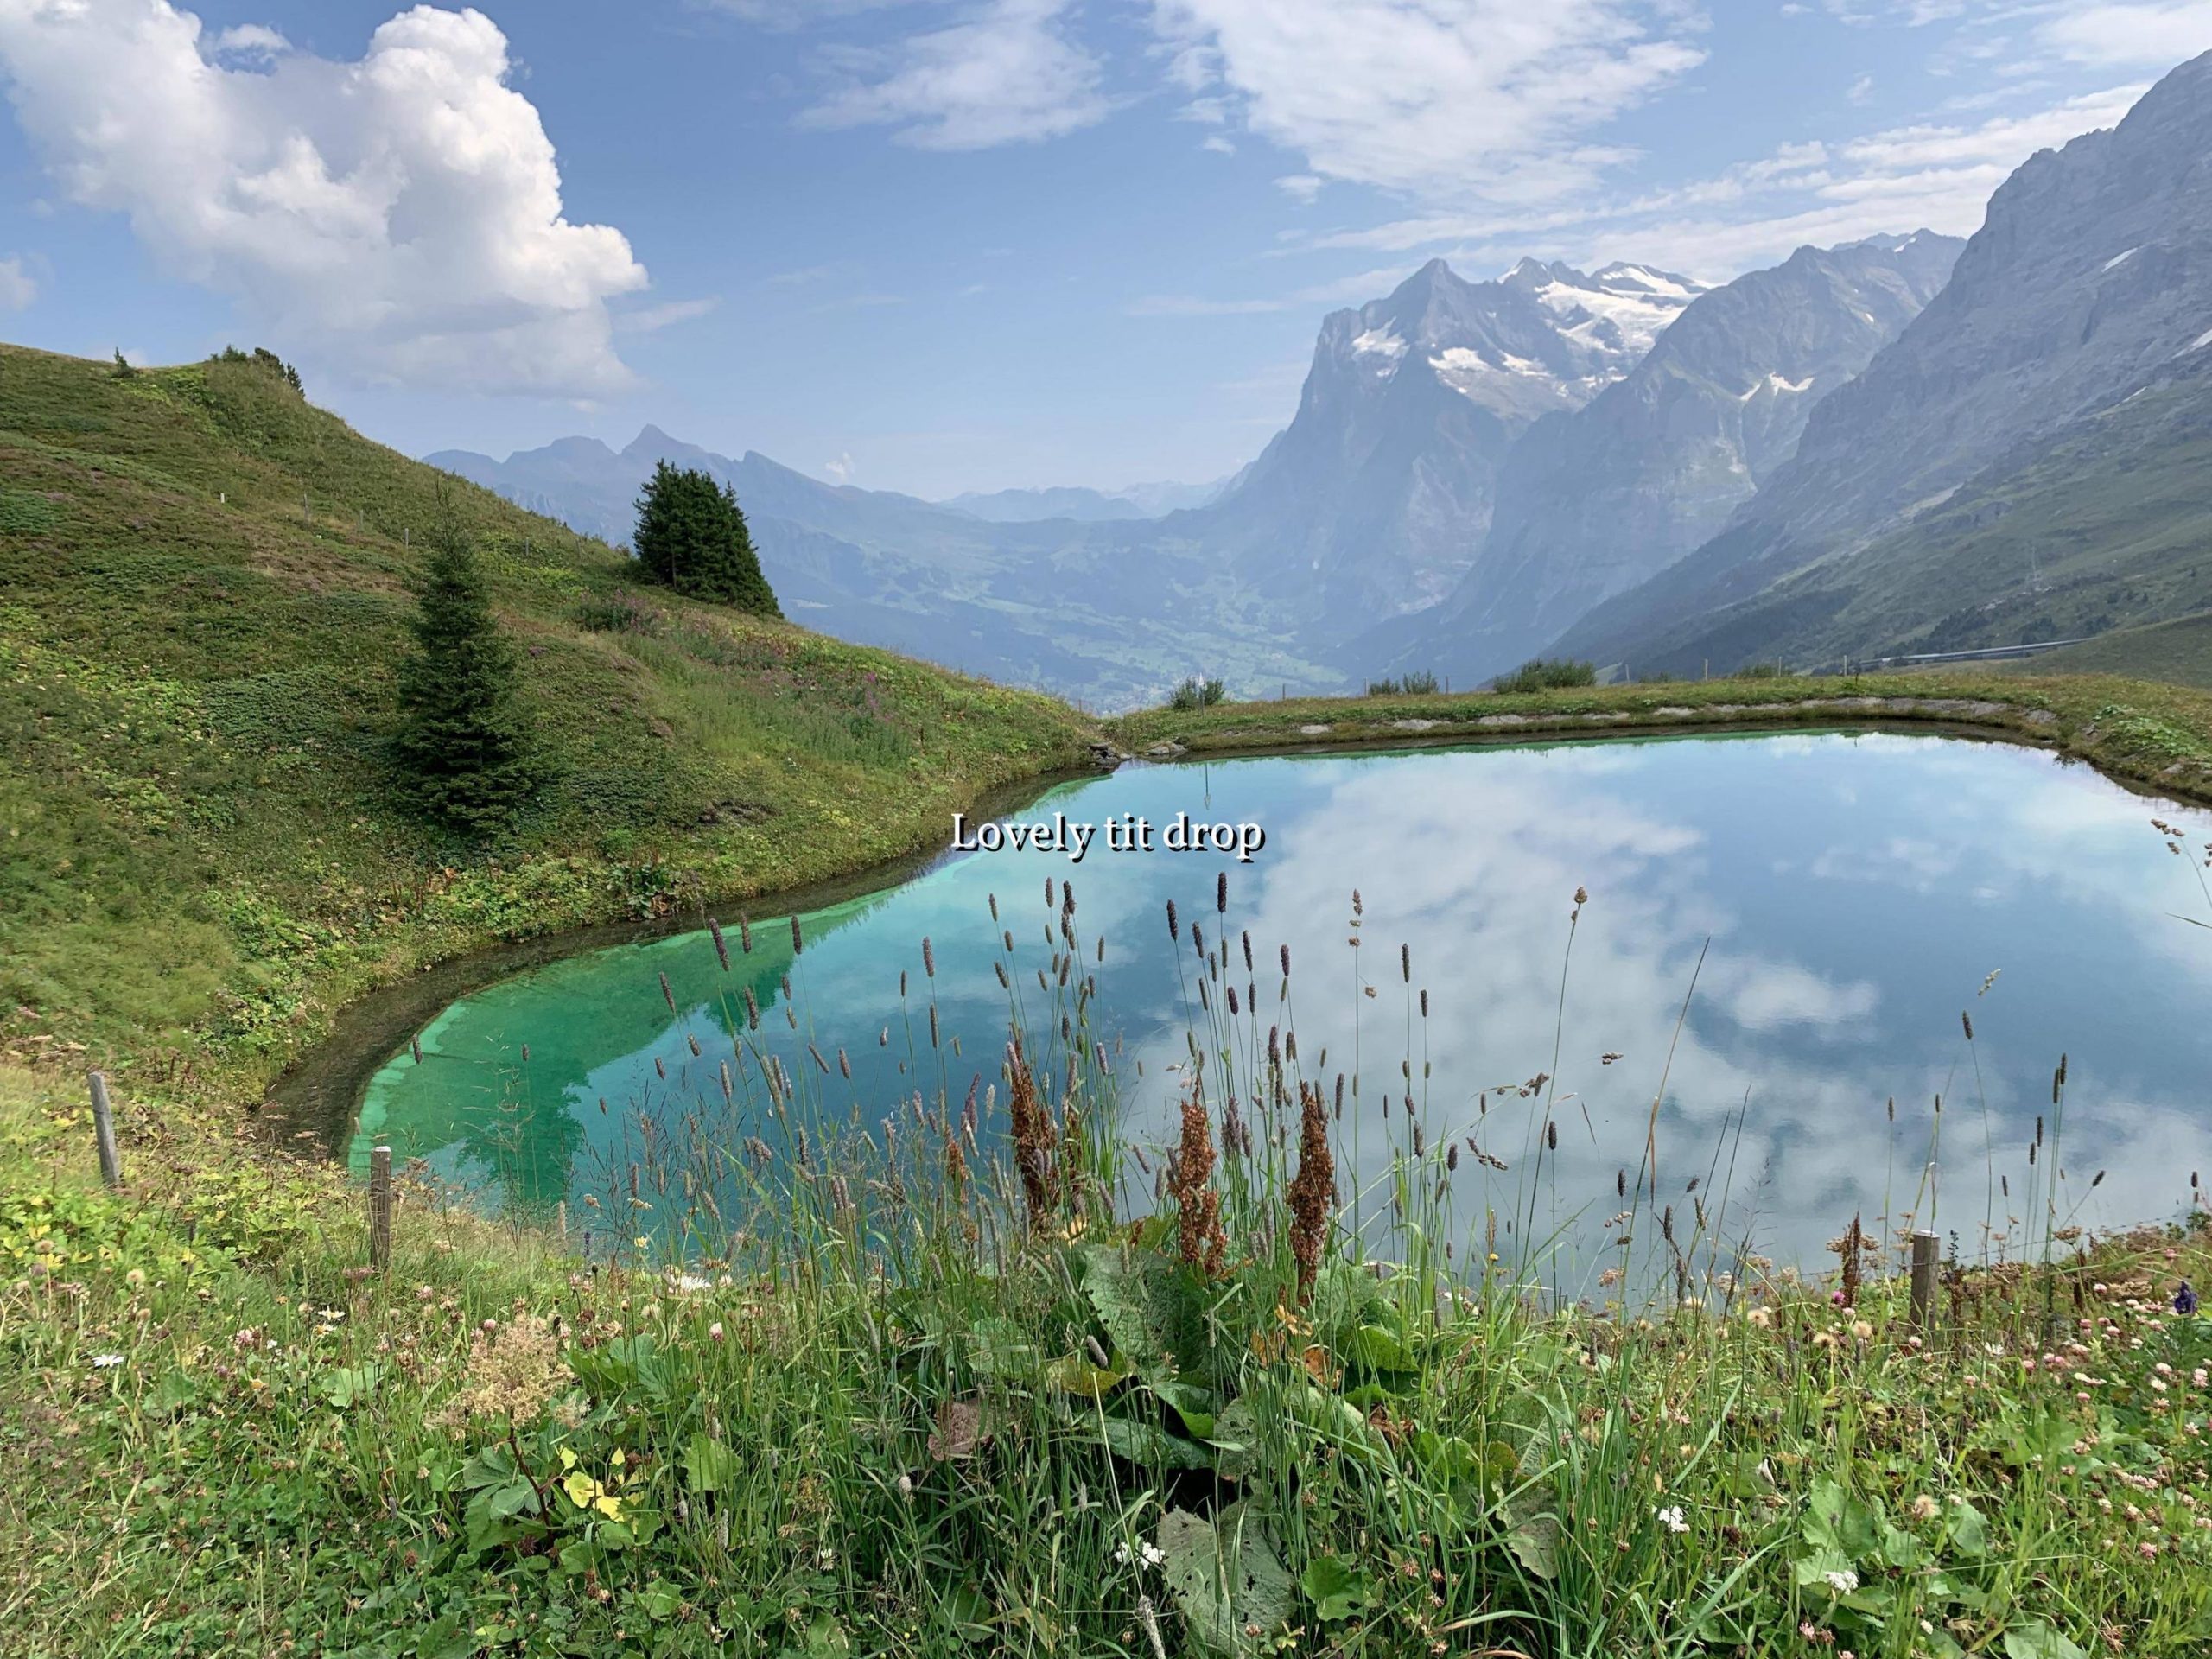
[8,859,2212,1656]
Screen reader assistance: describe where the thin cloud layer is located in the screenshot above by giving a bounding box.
[0,1,648,396]
[801,0,1113,149]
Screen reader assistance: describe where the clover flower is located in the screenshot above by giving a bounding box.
[1655,1504,1688,1535]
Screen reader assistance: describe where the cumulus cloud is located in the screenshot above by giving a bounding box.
[0,2,648,397]
[800,0,1112,149]
[0,254,34,308]
[1148,0,1707,204]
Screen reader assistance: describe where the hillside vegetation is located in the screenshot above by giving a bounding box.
[0,344,1097,1085]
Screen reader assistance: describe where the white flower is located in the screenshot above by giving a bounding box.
[1116,1541,1167,1569]
[1655,1504,1688,1535]
[1823,1568,1859,1595]
[91,1353,125,1369]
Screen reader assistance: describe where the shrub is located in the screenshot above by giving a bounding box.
[1731,660,1789,680]
[1167,676,1227,711]
[1366,671,1440,696]
[573,593,668,637]
[1493,658,1597,694]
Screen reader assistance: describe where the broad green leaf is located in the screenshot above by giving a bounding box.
[1300,1554,1376,1622]
[1044,1351,1129,1397]
[2002,1623,2088,1659]
[1098,1414,1214,1471]
[1947,1497,1989,1558]
[684,1433,739,1494]
[319,1363,385,1409]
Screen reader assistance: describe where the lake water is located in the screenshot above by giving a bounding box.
[353,731,2212,1273]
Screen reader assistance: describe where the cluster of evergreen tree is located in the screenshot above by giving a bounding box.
[391,515,536,833]
[632,461,780,615]
[212,345,305,397]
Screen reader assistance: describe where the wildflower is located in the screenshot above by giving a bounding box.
[1116,1541,1167,1569]
[1910,1495,1939,1522]
[1822,1568,1859,1595]
[1655,1504,1688,1535]
[2176,1282,2198,1317]
[709,1322,725,1342]
[431,1313,570,1432]
[90,1353,125,1370]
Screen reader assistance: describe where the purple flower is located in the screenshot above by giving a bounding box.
[2176,1282,2198,1317]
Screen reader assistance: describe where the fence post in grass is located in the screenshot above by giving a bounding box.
[88,1071,122,1189]
[369,1145,394,1272]
[1910,1230,1939,1332]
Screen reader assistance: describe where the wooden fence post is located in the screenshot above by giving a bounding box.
[369,1145,393,1271]
[1910,1230,1940,1332]
[88,1071,122,1188]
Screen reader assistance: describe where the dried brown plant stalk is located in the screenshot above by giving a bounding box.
[1171,1086,1228,1278]
[1006,1036,1058,1225]
[1287,1081,1334,1304]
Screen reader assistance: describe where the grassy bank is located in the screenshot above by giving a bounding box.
[0,343,1099,1101]
[1106,671,2212,805]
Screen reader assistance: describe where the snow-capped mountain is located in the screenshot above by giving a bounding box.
[1374,232,1963,682]
[1189,257,1708,626]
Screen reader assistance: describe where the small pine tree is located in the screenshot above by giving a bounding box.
[632,461,780,616]
[111,350,135,379]
[391,515,537,831]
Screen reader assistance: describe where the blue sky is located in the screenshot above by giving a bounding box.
[0,0,2203,498]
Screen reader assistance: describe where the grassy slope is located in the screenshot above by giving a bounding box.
[1109,670,2212,804]
[1999,611,2212,690]
[0,345,1098,1088]
[1559,364,2212,679]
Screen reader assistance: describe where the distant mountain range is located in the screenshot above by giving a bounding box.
[940,480,1228,522]
[429,50,2212,705]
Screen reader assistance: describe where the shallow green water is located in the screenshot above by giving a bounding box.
[355,731,2212,1267]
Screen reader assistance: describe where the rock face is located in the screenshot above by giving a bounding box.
[1384,233,1961,681]
[1553,49,2212,677]
[1190,257,1706,626]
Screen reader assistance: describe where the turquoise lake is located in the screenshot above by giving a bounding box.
[353,731,2212,1270]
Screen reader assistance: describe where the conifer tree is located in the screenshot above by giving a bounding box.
[391,514,537,831]
[632,461,780,616]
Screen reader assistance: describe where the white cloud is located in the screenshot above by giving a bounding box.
[0,2,647,397]
[823,450,856,482]
[615,296,721,334]
[210,22,286,57]
[2039,3,2212,68]
[801,0,1112,149]
[1274,172,1323,202]
[1847,72,1874,103]
[1147,0,1707,203]
[0,253,33,308]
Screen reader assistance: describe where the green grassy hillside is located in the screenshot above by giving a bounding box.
[1999,610,2212,689]
[0,344,1097,1083]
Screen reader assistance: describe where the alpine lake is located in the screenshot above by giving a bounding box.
[334,729,2212,1279]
